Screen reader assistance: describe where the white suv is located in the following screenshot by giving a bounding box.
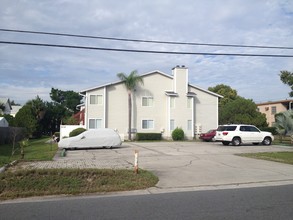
[215,124,274,146]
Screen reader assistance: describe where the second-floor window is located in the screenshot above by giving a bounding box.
[271,106,277,115]
[142,97,153,107]
[90,95,103,105]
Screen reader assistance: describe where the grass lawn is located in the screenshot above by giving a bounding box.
[0,168,159,200]
[0,137,159,200]
[0,137,58,167]
[238,151,293,165]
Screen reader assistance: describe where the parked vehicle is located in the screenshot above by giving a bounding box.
[58,128,122,149]
[215,124,274,146]
[199,129,216,141]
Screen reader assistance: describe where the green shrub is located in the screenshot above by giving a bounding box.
[136,133,162,141]
[260,127,277,135]
[69,128,86,137]
[172,127,184,141]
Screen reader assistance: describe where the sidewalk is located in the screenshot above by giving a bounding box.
[7,142,293,192]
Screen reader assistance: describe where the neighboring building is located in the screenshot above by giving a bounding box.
[257,99,293,126]
[0,117,9,127]
[0,98,12,115]
[10,105,22,117]
[80,66,222,140]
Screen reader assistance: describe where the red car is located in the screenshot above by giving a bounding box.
[199,129,216,141]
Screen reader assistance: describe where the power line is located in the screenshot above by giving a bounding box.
[0,28,292,50]
[1,40,293,57]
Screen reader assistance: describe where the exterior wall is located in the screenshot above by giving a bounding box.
[134,73,172,138]
[192,87,219,135]
[106,83,129,139]
[257,102,289,126]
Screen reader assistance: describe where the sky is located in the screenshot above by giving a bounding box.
[0,0,293,105]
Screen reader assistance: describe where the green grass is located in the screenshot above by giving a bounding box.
[0,168,159,200]
[0,137,58,167]
[238,152,293,165]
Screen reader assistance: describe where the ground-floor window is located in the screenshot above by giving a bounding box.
[187,120,192,130]
[142,119,154,129]
[170,119,175,130]
[89,118,102,129]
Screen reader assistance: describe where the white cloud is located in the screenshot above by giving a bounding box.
[0,0,292,105]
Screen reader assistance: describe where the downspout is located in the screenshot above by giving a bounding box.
[192,97,195,139]
[168,96,171,137]
[104,87,107,128]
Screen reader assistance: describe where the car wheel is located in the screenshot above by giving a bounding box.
[222,141,230,146]
[262,137,272,145]
[232,137,241,146]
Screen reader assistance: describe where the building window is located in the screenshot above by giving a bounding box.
[142,120,154,129]
[170,97,175,108]
[271,106,277,115]
[187,120,192,130]
[170,119,175,130]
[89,119,102,129]
[187,97,192,109]
[142,97,153,106]
[90,95,103,105]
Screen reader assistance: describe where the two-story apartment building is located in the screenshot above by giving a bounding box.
[257,100,293,126]
[80,66,222,140]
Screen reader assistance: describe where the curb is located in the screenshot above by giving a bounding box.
[0,160,18,173]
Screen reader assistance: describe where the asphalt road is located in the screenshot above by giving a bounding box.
[1,184,293,220]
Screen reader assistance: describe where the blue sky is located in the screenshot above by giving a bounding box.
[0,0,292,105]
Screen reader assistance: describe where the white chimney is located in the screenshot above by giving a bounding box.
[172,65,188,94]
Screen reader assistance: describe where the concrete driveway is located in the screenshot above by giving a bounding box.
[17,141,293,192]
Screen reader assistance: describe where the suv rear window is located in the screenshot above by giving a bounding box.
[217,126,237,131]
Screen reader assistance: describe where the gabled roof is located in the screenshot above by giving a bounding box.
[80,70,171,94]
[188,84,223,98]
[80,70,222,98]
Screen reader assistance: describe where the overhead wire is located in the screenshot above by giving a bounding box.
[0,41,292,57]
[0,28,292,50]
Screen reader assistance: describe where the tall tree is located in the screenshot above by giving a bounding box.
[15,105,37,137]
[117,70,143,140]
[279,70,293,97]
[220,97,268,127]
[50,88,82,113]
[208,84,238,107]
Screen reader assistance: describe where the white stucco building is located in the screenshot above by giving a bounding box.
[80,66,222,140]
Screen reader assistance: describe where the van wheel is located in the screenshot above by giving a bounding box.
[262,137,272,145]
[232,137,241,146]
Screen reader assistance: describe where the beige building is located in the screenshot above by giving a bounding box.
[80,66,222,140]
[257,100,293,127]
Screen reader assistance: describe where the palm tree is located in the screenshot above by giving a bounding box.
[117,70,143,140]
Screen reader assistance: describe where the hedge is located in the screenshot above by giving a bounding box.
[136,133,162,141]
